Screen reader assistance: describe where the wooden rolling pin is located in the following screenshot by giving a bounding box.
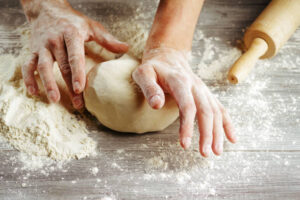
[228,0,300,84]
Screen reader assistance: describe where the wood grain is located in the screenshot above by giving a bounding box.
[0,0,299,200]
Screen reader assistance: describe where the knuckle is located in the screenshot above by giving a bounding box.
[65,25,76,33]
[64,26,79,39]
[37,63,48,73]
[135,66,147,76]
[219,104,226,114]
[23,55,37,70]
[23,76,32,85]
[179,75,190,84]
[169,72,190,86]
[46,86,55,93]
[132,66,150,83]
[44,81,56,91]
[198,106,213,118]
[144,83,156,93]
[212,106,221,116]
[181,101,196,114]
[68,56,83,67]
[197,81,206,90]
[47,37,60,49]
[57,19,68,26]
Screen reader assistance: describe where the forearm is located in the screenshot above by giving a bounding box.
[20,0,70,22]
[146,0,204,51]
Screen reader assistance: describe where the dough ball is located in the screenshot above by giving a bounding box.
[84,55,179,133]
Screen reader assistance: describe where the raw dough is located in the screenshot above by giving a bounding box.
[84,55,179,133]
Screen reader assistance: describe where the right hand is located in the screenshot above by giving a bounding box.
[21,0,128,109]
[133,48,237,157]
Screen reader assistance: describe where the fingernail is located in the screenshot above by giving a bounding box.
[109,35,126,44]
[48,90,57,102]
[73,81,81,93]
[149,95,161,108]
[182,137,192,150]
[28,86,36,95]
[73,96,83,109]
[117,40,128,46]
[203,145,210,157]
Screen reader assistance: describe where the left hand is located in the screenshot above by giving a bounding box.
[21,0,128,109]
[133,47,236,157]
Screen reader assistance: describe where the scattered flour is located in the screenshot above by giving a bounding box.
[135,24,299,194]
[0,2,298,198]
[111,162,123,171]
[100,196,116,200]
[18,153,59,171]
[91,167,99,175]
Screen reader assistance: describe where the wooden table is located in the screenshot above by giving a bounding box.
[0,0,299,199]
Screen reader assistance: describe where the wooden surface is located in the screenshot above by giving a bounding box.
[0,0,300,199]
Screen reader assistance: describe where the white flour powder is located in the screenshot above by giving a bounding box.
[1,8,297,198]
[0,27,97,163]
[0,20,150,168]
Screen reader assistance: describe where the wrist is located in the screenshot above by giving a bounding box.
[145,36,192,52]
[145,10,194,51]
[145,0,204,52]
[143,47,192,63]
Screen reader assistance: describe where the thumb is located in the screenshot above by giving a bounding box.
[132,65,165,109]
[91,21,129,54]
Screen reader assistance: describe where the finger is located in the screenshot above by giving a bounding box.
[91,21,129,53]
[51,39,84,109]
[132,65,165,109]
[22,53,39,95]
[206,93,224,156]
[216,99,237,143]
[169,80,196,150]
[64,27,86,94]
[192,85,213,157]
[37,48,60,103]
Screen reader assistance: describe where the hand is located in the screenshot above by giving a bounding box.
[21,0,128,109]
[133,48,237,157]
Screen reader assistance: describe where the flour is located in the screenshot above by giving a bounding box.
[0,26,97,167]
[0,4,297,198]
[138,26,297,193]
[18,153,58,171]
[0,81,96,161]
[0,10,151,171]
[0,19,150,170]
[100,196,116,200]
[91,167,99,175]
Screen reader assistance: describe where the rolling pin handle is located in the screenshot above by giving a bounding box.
[228,38,268,84]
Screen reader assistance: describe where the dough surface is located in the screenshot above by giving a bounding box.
[84,55,179,133]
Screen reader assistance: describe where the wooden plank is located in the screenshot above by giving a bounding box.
[0,151,299,200]
[0,0,299,199]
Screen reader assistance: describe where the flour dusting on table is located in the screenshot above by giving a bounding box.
[0,3,299,198]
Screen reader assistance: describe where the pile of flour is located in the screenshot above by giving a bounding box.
[0,27,97,161]
[0,20,149,166]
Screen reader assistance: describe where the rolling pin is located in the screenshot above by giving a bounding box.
[228,0,300,84]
